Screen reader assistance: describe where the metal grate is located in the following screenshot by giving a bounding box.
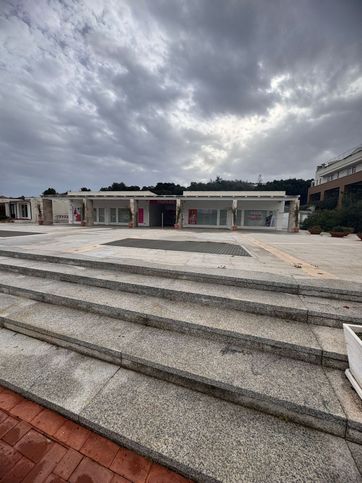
[104,238,250,256]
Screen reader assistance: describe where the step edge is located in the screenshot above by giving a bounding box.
[0,263,309,321]
[1,248,361,300]
[1,317,348,437]
[0,374,211,482]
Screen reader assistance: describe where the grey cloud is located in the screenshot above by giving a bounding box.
[0,0,361,196]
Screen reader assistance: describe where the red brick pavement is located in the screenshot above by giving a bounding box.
[0,386,193,483]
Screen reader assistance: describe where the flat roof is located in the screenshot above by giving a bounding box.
[183,191,286,197]
[68,191,156,198]
[67,190,298,201]
[317,144,362,170]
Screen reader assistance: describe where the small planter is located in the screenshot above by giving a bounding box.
[174,223,182,229]
[330,231,348,238]
[344,324,362,400]
[81,220,86,227]
[308,226,322,235]
[357,233,362,241]
[38,219,44,225]
[231,225,237,231]
[128,221,134,228]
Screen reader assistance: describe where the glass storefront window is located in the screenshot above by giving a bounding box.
[98,208,105,223]
[110,208,117,223]
[197,209,217,225]
[219,209,227,225]
[20,204,28,218]
[236,210,242,226]
[118,208,130,223]
[244,210,275,227]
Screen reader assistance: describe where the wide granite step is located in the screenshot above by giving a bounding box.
[0,294,359,441]
[0,248,361,302]
[0,328,361,483]
[0,263,360,327]
[0,291,347,369]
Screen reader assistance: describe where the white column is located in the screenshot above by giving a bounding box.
[84,199,94,226]
[129,199,138,228]
[231,199,237,230]
[175,198,183,228]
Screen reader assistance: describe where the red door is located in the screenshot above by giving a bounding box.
[138,208,144,224]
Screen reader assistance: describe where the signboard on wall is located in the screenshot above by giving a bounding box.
[188,209,197,224]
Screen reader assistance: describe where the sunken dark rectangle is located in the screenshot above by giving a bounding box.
[104,238,250,256]
[0,230,42,237]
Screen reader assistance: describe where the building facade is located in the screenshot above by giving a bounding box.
[0,196,69,224]
[67,191,300,231]
[308,145,362,207]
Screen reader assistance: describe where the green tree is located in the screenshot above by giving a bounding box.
[42,187,57,195]
[100,182,140,191]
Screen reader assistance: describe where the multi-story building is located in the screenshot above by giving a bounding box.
[308,144,362,207]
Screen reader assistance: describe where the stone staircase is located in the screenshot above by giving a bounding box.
[0,248,361,482]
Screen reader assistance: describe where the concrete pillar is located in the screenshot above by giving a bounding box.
[287,199,300,233]
[231,199,238,230]
[4,203,10,218]
[84,199,94,226]
[129,199,138,228]
[175,198,183,228]
[42,199,53,225]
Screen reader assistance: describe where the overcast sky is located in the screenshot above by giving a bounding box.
[1,0,361,196]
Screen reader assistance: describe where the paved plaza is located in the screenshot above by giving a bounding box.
[0,224,361,281]
[0,223,361,482]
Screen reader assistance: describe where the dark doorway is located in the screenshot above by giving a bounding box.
[9,203,16,219]
[149,200,176,227]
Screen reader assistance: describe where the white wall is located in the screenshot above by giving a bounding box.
[52,199,69,223]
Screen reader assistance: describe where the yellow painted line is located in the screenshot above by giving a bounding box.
[244,236,337,279]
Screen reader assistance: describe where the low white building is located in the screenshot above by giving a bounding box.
[0,196,69,224]
[67,191,300,231]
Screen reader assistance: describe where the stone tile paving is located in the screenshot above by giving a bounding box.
[0,386,192,483]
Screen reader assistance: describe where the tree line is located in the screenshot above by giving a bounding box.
[43,177,313,205]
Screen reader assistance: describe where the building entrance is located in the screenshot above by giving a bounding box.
[149,200,176,227]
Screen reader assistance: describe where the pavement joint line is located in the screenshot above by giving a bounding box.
[66,244,102,254]
[242,235,337,279]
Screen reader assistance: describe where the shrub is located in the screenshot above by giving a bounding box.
[340,201,362,233]
[302,201,362,232]
[301,210,342,231]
